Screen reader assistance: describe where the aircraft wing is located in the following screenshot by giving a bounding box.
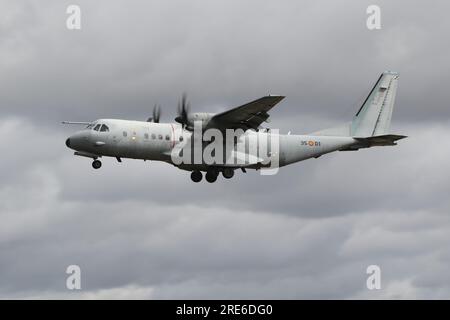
[206,95,285,131]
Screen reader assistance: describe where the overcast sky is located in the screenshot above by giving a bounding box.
[1,0,450,299]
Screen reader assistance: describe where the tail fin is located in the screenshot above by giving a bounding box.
[351,71,399,137]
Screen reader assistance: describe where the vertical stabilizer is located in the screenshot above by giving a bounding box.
[351,71,399,137]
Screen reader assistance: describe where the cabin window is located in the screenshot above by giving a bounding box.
[151,133,156,139]
[179,136,184,142]
[94,124,101,131]
[144,133,149,139]
[100,124,109,132]
[165,135,170,141]
[158,134,163,140]
[123,131,127,137]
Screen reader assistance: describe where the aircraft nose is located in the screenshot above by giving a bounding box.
[65,138,71,148]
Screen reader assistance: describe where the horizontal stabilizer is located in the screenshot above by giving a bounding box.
[355,134,407,145]
[340,134,407,151]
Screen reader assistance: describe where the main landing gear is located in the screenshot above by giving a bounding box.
[92,159,102,169]
[190,170,219,183]
[205,170,218,183]
[190,169,235,183]
[190,170,203,183]
[222,168,234,179]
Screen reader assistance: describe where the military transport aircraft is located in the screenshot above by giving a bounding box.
[63,71,406,183]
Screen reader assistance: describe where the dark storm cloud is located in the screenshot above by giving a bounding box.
[1,0,450,126]
[1,0,450,299]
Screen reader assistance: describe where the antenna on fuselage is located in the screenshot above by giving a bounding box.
[61,121,92,125]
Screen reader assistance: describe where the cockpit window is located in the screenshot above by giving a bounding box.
[86,124,94,129]
[93,124,101,131]
[100,124,109,132]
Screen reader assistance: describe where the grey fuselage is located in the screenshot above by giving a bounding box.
[66,119,358,171]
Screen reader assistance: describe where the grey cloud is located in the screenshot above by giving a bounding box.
[1,0,450,299]
[1,0,450,126]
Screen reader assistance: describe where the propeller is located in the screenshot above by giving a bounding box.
[147,104,161,123]
[175,93,190,129]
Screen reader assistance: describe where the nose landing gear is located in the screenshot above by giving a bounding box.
[92,160,102,169]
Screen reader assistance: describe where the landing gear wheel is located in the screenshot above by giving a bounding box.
[205,170,218,183]
[222,168,234,179]
[191,171,203,183]
[92,160,102,169]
